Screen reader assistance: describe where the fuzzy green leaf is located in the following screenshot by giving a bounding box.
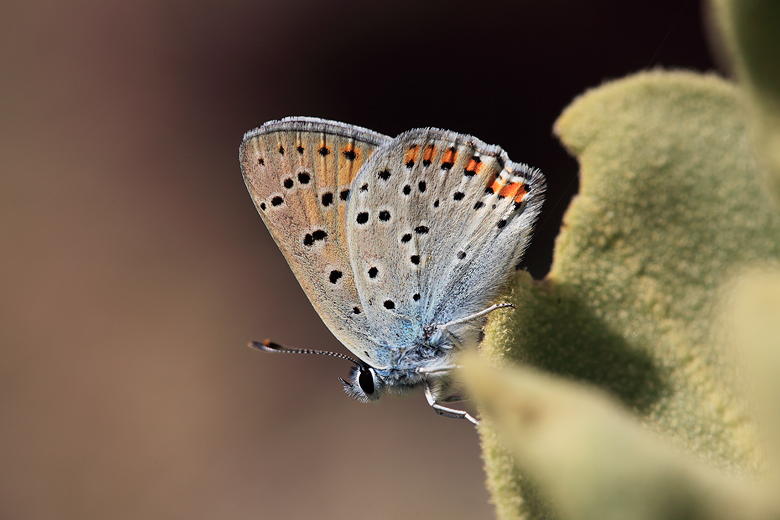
[712,0,780,203]
[728,270,780,477]
[475,70,780,520]
[461,355,778,520]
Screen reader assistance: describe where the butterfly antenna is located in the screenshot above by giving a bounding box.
[249,339,363,366]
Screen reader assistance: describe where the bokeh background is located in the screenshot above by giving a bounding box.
[1,0,721,518]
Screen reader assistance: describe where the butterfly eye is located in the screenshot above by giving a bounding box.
[359,367,375,395]
[341,366,383,403]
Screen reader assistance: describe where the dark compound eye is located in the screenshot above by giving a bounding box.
[358,368,375,395]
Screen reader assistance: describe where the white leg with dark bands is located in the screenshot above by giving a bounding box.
[424,380,479,425]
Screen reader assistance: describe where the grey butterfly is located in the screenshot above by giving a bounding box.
[240,117,545,424]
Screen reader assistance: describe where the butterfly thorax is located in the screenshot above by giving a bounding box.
[373,319,480,388]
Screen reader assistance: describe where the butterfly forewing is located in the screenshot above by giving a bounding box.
[346,128,545,346]
[240,117,394,367]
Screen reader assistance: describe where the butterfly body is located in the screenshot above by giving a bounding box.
[240,117,545,420]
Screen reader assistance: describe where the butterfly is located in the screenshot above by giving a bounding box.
[240,117,545,424]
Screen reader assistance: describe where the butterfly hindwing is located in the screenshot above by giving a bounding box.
[240,117,394,366]
[346,128,545,346]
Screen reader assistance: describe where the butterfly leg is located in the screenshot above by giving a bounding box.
[423,380,479,425]
[437,302,515,330]
[417,364,459,375]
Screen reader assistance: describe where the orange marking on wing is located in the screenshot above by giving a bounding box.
[513,183,528,203]
[465,158,485,175]
[497,182,528,202]
[423,144,435,163]
[405,145,419,165]
[441,147,457,165]
[487,173,502,192]
[498,182,521,199]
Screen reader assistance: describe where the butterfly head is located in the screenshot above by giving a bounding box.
[340,364,385,403]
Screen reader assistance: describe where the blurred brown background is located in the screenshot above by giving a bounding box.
[0,0,719,518]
